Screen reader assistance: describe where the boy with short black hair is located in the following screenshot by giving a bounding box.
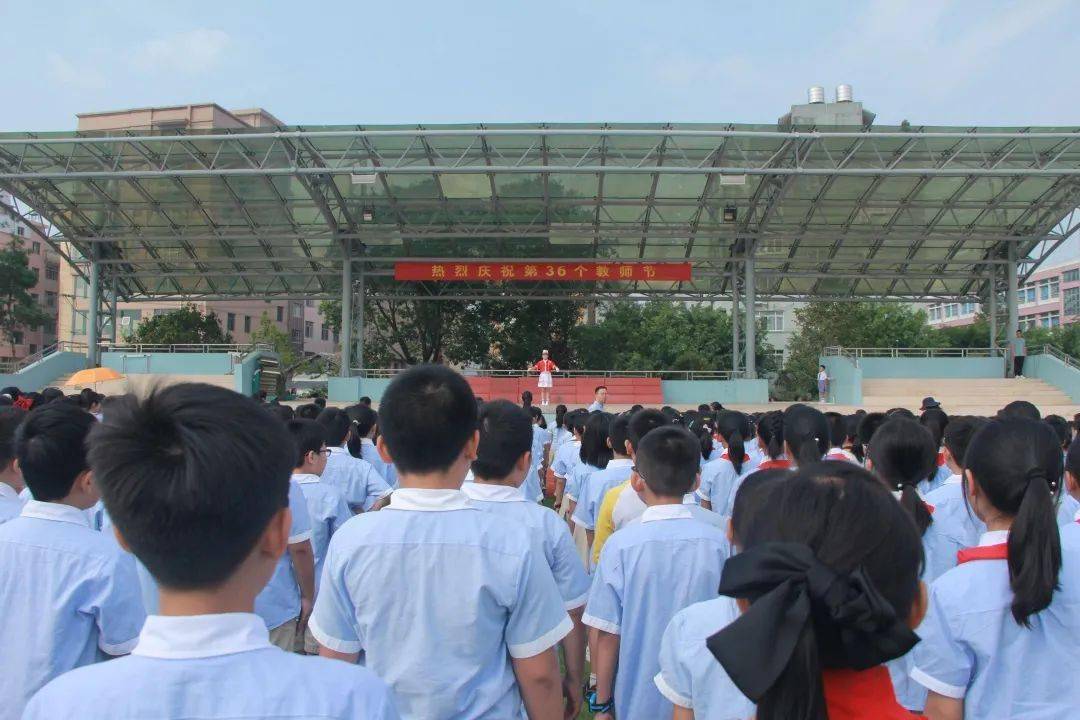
[0,403,145,720]
[23,383,396,719]
[461,400,591,716]
[0,407,26,523]
[572,413,632,552]
[311,365,571,719]
[285,419,351,654]
[583,425,728,720]
[316,407,391,511]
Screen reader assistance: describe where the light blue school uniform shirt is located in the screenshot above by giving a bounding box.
[0,482,23,524]
[293,473,351,590]
[572,457,633,531]
[322,445,392,510]
[551,426,573,455]
[919,463,954,495]
[912,528,1080,719]
[254,479,313,630]
[583,504,730,720]
[1057,493,1080,526]
[521,424,552,502]
[552,439,581,481]
[587,401,605,412]
[921,475,985,583]
[655,596,755,720]
[462,481,591,609]
[0,500,146,720]
[566,461,600,503]
[360,437,396,486]
[23,613,399,720]
[309,487,573,720]
[697,457,751,516]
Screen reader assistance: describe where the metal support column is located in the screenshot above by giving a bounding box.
[340,251,353,378]
[109,275,119,345]
[1006,244,1019,376]
[87,248,100,367]
[354,255,365,376]
[744,253,757,380]
[987,269,997,349]
[731,271,740,373]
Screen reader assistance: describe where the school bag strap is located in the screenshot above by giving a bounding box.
[705,542,918,702]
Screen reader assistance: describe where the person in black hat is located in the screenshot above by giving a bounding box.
[920,397,941,412]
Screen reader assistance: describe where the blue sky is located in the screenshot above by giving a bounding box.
[5,0,1080,130]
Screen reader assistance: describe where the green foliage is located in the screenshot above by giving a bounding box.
[1020,323,1080,358]
[249,312,298,367]
[0,240,49,354]
[131,304,232,345]
[571,301,775,374]
[775,302,936,400]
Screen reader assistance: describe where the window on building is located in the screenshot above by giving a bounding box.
[73,309,88,334]
[32,267,39,281]
[45,263,59,280]
[1063,269,1079,283]
[244,315,251,333]
[1040,312,1061,328]
[320,325,329,341]
[291,329,301,343]
[41,319,55,336]
[276,306,284,322]
[1039,279,1059,301]
[304,321,313,339]
[75,278,88,298]
[761,310,784,333]
[1065,287,1079,317]
[945,304,956,318]
[12,331,22,345]
[1022,286,1036,304]
[333,330,339,344]
[291,303,303,319]
[30,241,40,254]
[15,226,25,237]
[28,344,36,355]
[45,291,57,308]
[153,308,172,317]
[305,299,315,308]
[226,313,236,331]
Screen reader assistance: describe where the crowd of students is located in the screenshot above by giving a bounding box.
[0,372,1078,720]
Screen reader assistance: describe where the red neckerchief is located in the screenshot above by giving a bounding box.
[957,543,1008,564]
[936,451,946,467]
[758,459,792,470]
[720,450,750,462]
[825,452,849,462]
[13,397,32,411]
[823,666,925,720]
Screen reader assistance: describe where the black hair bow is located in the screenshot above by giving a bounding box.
[705,542,919,702]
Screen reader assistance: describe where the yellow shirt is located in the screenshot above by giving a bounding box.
[591,480,630,565]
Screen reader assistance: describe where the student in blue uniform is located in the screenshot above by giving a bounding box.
[564,412,612,540]
[919,408,953,493]
[523,405,552,502]
[863,417,936,712]
[284,419,352,654]
[0,407,26,524]
[583,425,730,720]
[783,404,831,467]
[912,418,1080,719]
[461,399,590,718]
[310,365,571,719]
[921,416,989,582]
[697,411,753,513]
[1065,437,1080,524]
[552,409,587,512]
[0,403,145,720]
[654,469,788,720]
[23,383,398,720]
[572,413,633,549]
[346,404,396,486]
[316,408,391,511]
[707,462,926,720]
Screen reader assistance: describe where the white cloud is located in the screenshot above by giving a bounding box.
[46,53,106,91]
[132,28,230,75]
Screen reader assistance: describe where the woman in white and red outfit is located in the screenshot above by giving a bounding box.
[528,349,560,407]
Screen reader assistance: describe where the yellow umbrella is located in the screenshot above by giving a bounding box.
[63,367,124,387]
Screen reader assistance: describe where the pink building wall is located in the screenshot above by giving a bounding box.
[0,223,60,360]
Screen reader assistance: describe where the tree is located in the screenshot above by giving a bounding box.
[249,311,299,367]
[775,302,936,400]
[131,304,232,345]
[0,240,49,356]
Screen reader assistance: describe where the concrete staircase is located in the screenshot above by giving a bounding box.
[862,377,1077,416]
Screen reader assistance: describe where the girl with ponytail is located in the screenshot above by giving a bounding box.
[784,406,831,468]
[707,462,927,720]
[865,418,936,536]
[755,411,790,470]
[697,411,755,514]
[912,418,1080,719]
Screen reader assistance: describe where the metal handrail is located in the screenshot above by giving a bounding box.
[4,341,88,373]
[822,346,1006,360]
[350,367,747,381]
[1030,344,1080,370]
[99,342,274,355]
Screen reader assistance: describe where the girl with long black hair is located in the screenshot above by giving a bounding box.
[697,411,755,514]
[706,462,927,720]
[912,418,1080,718]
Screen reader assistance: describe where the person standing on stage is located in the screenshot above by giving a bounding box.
[528,349,560,407]
[587,386,608,413]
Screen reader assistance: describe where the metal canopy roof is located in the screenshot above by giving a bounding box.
[0,123,1078,302]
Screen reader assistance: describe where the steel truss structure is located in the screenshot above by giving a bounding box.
[0,124,1077,305]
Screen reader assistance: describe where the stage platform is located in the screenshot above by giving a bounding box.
[465,376,663,405]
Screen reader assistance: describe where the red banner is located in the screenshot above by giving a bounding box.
[394,261,692,282]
